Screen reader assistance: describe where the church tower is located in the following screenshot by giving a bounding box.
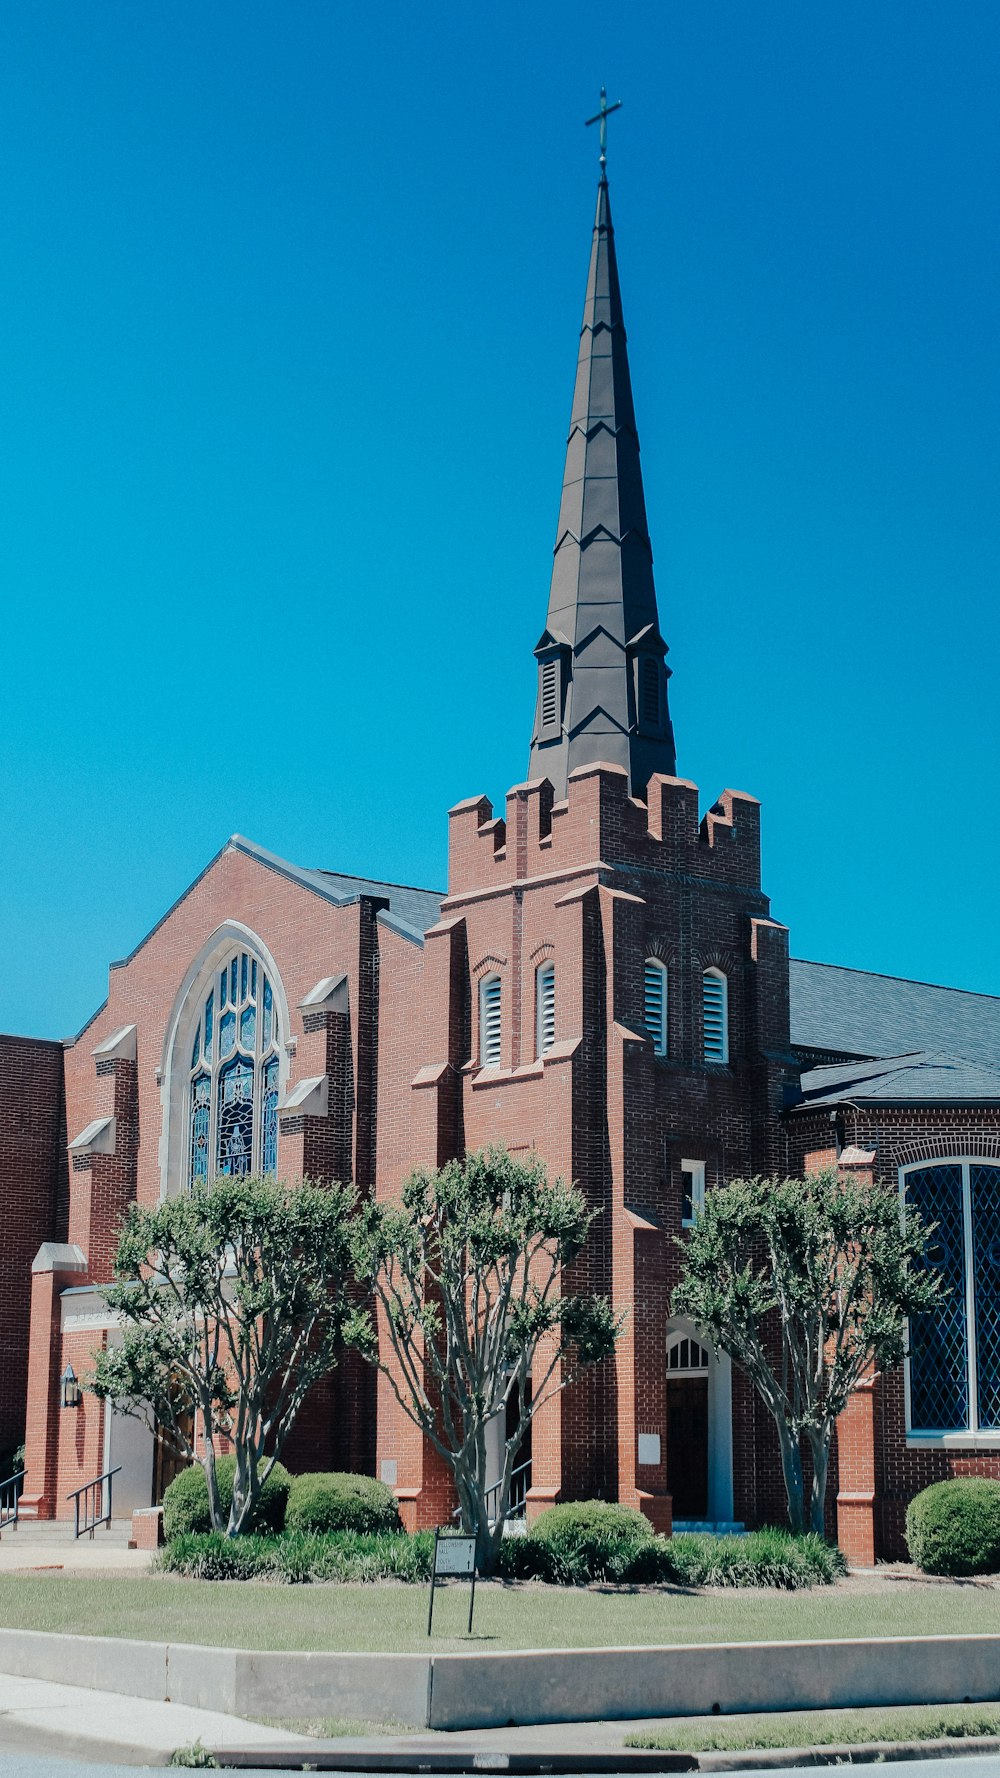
[528,169,675,798]
[384,119,797,1537]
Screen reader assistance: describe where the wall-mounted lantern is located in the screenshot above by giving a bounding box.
[61,1365,82,1410]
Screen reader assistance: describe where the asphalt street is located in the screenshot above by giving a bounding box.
[4,1754,1000,1778]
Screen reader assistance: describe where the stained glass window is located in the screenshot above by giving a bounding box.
[905,1161,1000,1437]
[186,949,281,1188]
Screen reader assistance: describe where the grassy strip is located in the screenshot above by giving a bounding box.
[625,1702,1000,1752]
[0,1572,999,1651]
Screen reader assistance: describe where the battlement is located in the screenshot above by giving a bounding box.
[446,762,762,900]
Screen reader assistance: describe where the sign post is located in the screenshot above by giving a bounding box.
[427,1528,477,1635]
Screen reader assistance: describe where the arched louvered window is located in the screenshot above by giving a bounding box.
[702,968,728,1063]
[643,958,668,1057]
[187,948,281,1187]
[540,660,559,732]
[536,961,556,1058]
[640,656,661,728]
[479,973,502,1068]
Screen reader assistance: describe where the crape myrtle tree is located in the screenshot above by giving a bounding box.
[91,1173,362,1536]
[673,1167,940,1537]
[351,1146,622,1573]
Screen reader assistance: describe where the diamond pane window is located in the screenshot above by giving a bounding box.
[972,1164,1000,1431]
[644,958,668,1057]
[702,969,728,1063]
[186,949,281,1188]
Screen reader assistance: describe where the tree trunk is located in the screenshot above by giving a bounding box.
[805,1426,831,1539]
[774,1418,805,1533]
[202,1439,224,1534]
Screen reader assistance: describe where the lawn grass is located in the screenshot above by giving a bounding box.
[625,1702,1000,1752]
[0,1572,998,1652]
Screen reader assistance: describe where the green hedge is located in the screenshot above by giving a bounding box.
[522,1500,654,1583]
[906,1478,1000,1576]
[286,1471,401,1536]
[496,1522,845,1589]
[162,1457,292,1540]
[158,1528,434,1583]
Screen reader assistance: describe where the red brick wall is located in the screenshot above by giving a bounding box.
[0,1035,66,1465]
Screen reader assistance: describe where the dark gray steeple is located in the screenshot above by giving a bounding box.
[528,174,676,800]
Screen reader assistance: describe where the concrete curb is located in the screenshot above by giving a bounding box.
[207,1735,1000,1772]
[3,1626,1000,1731]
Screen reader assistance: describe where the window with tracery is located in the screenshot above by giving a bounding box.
[187,949,281,1186]
[905,1160,1000,1436]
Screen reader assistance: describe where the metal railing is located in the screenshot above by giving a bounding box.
[0,1470,24,1534]
[483,1458,532,1527]
[67,1466,121,1540]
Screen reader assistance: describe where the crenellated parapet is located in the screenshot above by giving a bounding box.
[447,761,762,900]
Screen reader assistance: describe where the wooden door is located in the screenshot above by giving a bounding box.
[667,1377,709,1518]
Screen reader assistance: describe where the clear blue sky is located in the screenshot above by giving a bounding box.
[2,1,998,1040]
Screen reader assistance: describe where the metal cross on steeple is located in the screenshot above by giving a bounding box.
[585,86,622,172]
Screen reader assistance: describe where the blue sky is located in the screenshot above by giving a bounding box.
[2,0,998,1039]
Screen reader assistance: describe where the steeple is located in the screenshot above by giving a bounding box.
[528,167,676,801]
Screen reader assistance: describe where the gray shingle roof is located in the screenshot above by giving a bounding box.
[795,1050,1000,1108]
[789,958,1000,1067]
[230,838,443,940]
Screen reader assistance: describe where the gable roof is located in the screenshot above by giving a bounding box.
[229,837,443,938]
[795,1050,1000,1109]
[789,958,1000,1067]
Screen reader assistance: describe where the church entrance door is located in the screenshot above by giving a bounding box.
[667,1378,708,1518]
[666,1330,711,1520]
[153,1408,194,1504]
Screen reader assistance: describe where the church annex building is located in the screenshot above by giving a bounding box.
[4,165,1000,1566]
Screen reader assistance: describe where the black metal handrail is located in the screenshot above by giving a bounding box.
[67,1466,121,1540]
[0,1470,25,1534]
[483,1457,532,1527]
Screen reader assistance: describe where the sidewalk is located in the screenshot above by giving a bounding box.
[0,1523,153,1573]
[4,1672,1000,1774]
[0,1672,312,1766]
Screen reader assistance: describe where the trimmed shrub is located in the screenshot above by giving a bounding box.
[157,1528,434,1583]
[162,1457,291,1540]
[526,1500,654,1583]
[906,1478,1000,1577]
[286,1471,401,1536]
[495,1524,845,1589]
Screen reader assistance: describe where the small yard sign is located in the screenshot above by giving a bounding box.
[428,1529,477,1634]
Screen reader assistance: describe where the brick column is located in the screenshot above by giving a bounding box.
[19,1243,87,1520]
[835,1376,878,1566]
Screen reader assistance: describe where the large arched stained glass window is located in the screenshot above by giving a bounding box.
[187,950,281,1186]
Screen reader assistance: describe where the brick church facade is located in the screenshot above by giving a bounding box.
[5,168,1000,1563]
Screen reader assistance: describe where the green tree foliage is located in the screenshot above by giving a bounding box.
[673,1168,939,1536]
[350,1146,622,1573]
[91,1173,362,1536]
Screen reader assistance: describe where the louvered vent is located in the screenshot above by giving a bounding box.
[480,974,502,1067]
[643,958,667,1057]
[540,659,559,731]
[536,962,556,1058]
[640,655,660,727]
[702,969,728,1063]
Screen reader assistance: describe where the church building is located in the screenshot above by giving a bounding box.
[4,154,1000,1565]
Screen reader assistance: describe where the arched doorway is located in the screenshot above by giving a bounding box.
[666,1320,735,1527]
